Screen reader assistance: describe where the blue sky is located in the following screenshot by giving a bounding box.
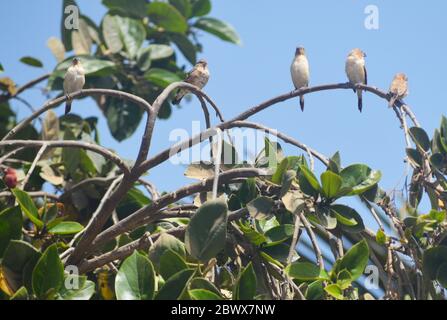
[1,1,446,209]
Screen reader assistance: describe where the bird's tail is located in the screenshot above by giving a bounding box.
[172,89,186,105]
[357,90,363,113]
[388,94,397,108]
[300,95,305,111]
[65,100,72,115]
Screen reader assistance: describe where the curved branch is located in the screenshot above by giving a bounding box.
[0,73,50,104]
[0,140,130,175]
[88,168,268,253]
[2,88,153,141]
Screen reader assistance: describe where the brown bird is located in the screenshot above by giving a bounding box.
[173,59,209,105]
[345,48,367,112]
[290,47,310,111]
[63,58,85,114]
[388,73,408,108]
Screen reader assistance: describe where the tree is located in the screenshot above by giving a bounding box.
[0,1,446,300]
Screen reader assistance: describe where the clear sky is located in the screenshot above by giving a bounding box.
[1,1,446,208]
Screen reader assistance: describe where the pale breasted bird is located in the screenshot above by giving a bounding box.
[290,47,310,111]
[345,48,367,112]
[388,73,408,108]
[173,59,209,105]
[63,58,85,115]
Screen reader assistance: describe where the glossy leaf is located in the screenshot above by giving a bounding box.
[147,2,188,33]
[102,0,147,18]
[155,269,195,300]
[20,56,43,68]
[423,245,447,280]
[299,165,321,192]
[145,68,182,88]
[185,200,228,262]
[191,0,211,17]
[285,262,329,281]
[194,17,241,45]
[339,164,381,196]
[233,262,256,300]
[159,249,188,280]
[11,189,43,229]
[409,127,430,152]
[246,196,274,220]
[189,289,221,300]
[58,275,95,300]
[148,232,186,271]
[330,205,364,233]
[48,222,84,235]
[333,239,369,281]
[115,251,156,300]
[32,244,64,299]
[321,171,342,199]
[0,206,22,257]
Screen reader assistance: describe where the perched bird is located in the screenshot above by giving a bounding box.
[173,59,209,105]
[345,48,367,112]
[290,47,310,111]
[63,58,85,115]
[388,73,408,108]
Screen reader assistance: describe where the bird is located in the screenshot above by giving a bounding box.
[290,47,310,111]
[63,57,85,115]
[173,59,209,105]
[388,73,408,108]
[345,48,367,112]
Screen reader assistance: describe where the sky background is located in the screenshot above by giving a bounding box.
[2,0,445,296]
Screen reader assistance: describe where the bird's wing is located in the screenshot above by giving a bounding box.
[363,65,368,85]
[184,67,200,85]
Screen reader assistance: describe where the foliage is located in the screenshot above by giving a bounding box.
[0,0,446,301]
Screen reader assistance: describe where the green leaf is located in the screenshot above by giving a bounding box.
[19,56,43,68]
[48,222,84,235]
[189,289,221,300]
[299,165,321,192]
[339,164,382,196]
[409,127,431,152]
[265,224,294,246]
[105,95,144,141]
[282,190,306,214]
[285,262,329,281]
[169,0,192,18]
[145,68,182,88]
[102,0,147,18]
[306,280,324,300]
[58,275,95,300]
[246,196,274,220]
[406,148,423,168]
[376,229,388,245]
[423,245,447,280]
[333,239,369,281]
[115,251,156,300]
[191,0,211,17]
[148,233,186,271]
[159,249,188,280]
[101,14,146,59]
[0,206,22,257]
[321,171,342,199]
[328,151,341,173]
[0,62,4,73]
[147,2,188,33]
[148,44,175,60]
[237,178,258,205]
[32,244,64,299]
[330,205,365,233]
[315,206,337,230]
[337,269,353,289]
[9,286,28,300]
[280,170,296,198]
[237,221,268,246]
[55,55,116,76]
[194,17,241,45]
[324,284,344,300]
[185,200,228,262]
[233,262,256,300]
[2,240,40,276]
[170,33,197,64]
[11,189,43,229]
[189,277,221,296]
[155,269,195,300]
